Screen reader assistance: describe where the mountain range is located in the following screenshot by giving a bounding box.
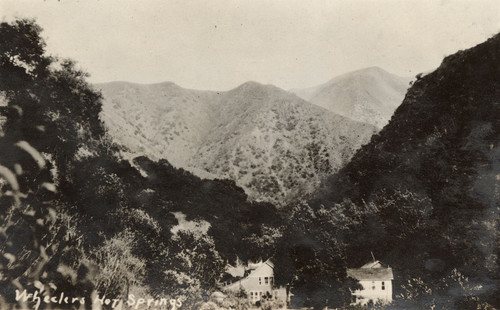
[97,80,377,206]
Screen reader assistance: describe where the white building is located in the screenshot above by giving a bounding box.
[222,259,288,305]
[347,260,394,306]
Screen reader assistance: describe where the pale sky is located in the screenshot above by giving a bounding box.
[1,0,500,91]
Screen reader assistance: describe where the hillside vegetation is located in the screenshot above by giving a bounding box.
[1,18,498,310]
[98,81,376,206]
[0,19,282,309]
[306,32,500,309]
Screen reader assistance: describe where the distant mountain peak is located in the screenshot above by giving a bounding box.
[232,80,282,93]
[291,67,410,128]
[238,80,263,87]
[348,66,388,75]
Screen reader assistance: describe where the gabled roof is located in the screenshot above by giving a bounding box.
[226,263,246,278]
[264,259,274,268]
[347,260,394,281]
[224,259,275,291]
[246,259,274,277]
[361,260,385,269]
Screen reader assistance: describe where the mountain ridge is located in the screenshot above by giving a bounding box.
[291,67,411,128]
[96,80,377,206]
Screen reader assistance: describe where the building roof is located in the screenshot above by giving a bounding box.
[347,260,394,281]
[226,264,246,278]
[361,261,385,269]
[247,259,274,270]
[224,259,275,291]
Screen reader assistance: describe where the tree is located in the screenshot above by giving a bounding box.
[0,18,288,309]
[274,202,358,309]
[0,18,109,308]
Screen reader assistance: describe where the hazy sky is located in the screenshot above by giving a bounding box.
[2,0,500,90]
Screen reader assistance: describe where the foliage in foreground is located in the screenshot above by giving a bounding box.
[0,18,282,309]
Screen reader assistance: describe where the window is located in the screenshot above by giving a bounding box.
[270,277,274,285]
[259,277,261,285]
[372,281,376,290]
[265,277,269,284]
[382,281,385,290]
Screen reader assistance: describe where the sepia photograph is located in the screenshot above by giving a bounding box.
[0,1,499,309]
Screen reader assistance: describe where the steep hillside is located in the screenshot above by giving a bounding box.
[97,81,377,206]
[313,35,500,307]
[291,67,410,128]
[189,81,376,205]
[98,81,218,168]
